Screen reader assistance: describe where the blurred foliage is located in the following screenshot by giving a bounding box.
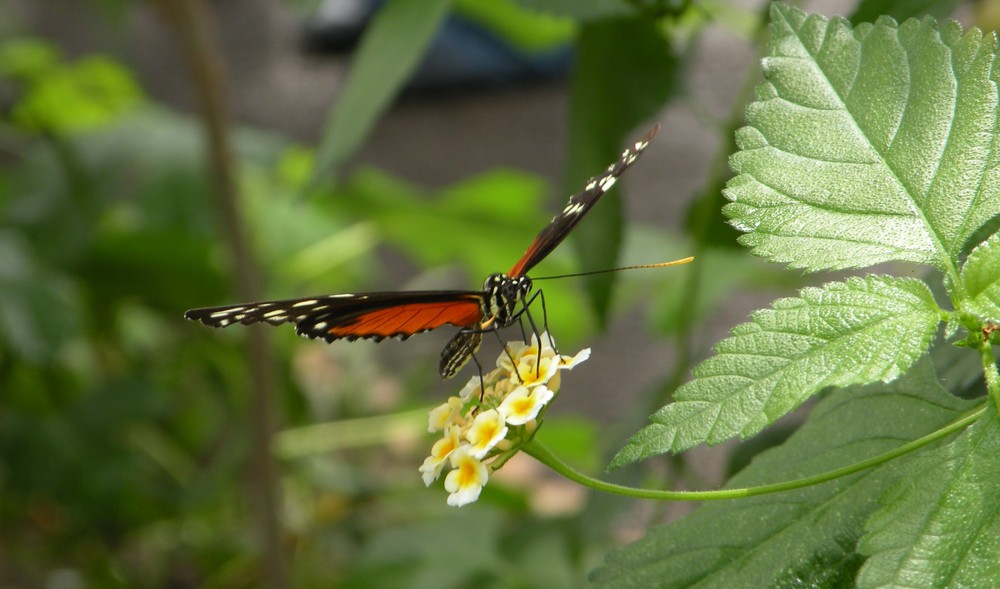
[0,0,977,587]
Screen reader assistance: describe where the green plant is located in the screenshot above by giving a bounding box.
[581,4,1000,587]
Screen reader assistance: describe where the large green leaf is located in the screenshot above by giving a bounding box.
[724,4,1000,273]
[857,408,1000,588]
[566,16,678,323]
[612,276,941,466]
[960,231,1000,320]
[850,0,962,26]
[592,359,977,588]
[311,0,452,183]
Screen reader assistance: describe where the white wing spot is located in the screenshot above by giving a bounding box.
[233,313,246,321]
[313,322,327,330]
[211,307,244,318]
[217,319,231,327]
[599,175,617,192]
[264,309,287,318]
[293,299,318,307]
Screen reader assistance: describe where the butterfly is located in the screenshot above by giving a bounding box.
[186,124,661,378]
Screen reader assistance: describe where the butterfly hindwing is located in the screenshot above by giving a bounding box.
[185,291,485,342]
[507,124,660,278]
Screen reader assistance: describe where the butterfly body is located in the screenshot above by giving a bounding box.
[185,125,660,378]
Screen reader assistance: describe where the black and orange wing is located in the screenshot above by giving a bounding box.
[507,124,660,278]
[184,291,485,342]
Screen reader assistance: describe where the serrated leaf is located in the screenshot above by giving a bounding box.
[724,4,1000,272]
[850,0,962,26]
[612,276,940,467]
[592,359,976,589]
[311,0,452,183]
[961,231,1000,319]
[857,408,1000,589]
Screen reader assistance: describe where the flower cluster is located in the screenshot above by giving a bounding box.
[420,332,590,506]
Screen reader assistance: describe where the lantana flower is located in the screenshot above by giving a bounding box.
[420,331,589,506]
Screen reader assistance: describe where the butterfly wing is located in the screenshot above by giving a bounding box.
[507,124,659,278]
[184,291,486,342]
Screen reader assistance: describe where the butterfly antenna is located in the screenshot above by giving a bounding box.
[532,256,694,281]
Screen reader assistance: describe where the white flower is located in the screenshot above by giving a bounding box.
[422,331,592,507]
[466,409,508,459]
[444,446,489,507]
[559,347,591,370]
[427,396,463,433]
[498,385,554,426]
[419,426,462,486]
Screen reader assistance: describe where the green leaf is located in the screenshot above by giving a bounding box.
[510,0,632,21]
[454,0,574,52]
[0,230,82,362]
[10,54,144,133]
[857,408,1000,589]
[567,16,678,323]
[961,231,1000,320]
[612,276,941,467]
[724,4,1000,273]
[592,359,976,589]
[311,0,452,183]
[850,0,962,26]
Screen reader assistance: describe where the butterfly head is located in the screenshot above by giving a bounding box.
[483,273,532,327]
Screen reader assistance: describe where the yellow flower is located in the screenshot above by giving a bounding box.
[498,384,554,426]
[444,446,489,507]
[419,426,462,486]
[427,396,463,433]
[423,331,590,506]
[466,409,508,459]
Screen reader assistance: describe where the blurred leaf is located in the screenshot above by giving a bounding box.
[350,508,504,589]
[0,230,82,361]
[80,230,228,314]
[567,16,679,324]
[857,408,1000,588]
[850,0,961,25]
[613,276,941,466]
[312,0,452,183]
[725,5,1000,272]
[649,246,771,335]
[0,36,60,79]
[511,0,632,20]
[592,358,976,588]
[343,167,547,278]
[536,416,600,473]
[10,55,144,133]
[455,0,575,52]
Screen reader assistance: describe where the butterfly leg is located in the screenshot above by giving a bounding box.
[507,289,555,381]
[439,329,483,379]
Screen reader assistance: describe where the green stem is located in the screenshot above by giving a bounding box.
[980,340,1000,413]
[524,405,985,501]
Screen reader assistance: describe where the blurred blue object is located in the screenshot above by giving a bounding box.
[302,0,573,91]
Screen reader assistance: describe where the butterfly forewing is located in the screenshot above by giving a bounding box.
[185,291,485,342]
[507,124,660,278]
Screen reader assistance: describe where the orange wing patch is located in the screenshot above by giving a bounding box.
[328,299,483,339]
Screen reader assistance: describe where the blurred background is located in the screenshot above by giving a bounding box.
[0,0,986,587]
